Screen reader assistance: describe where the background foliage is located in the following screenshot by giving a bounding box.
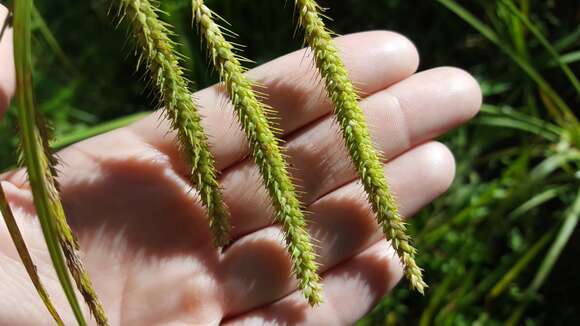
[1,0,579,324]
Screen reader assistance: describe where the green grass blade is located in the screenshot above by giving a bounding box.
[499,0,580,95]
[507,187,580,324]
[528,187,580,293]
[435,269,477,323]
[0,184,64,325]
[530,150,580,180]
[13,1,87,324]
[437,0,578,128]
[508,186,568,221]
[50,111,149,150]
[553,26,580,52]
[477,105,562,141]
[556,50,580,66]
[487,230,554,300]
[419,274,455,326]
[30,4,77,75]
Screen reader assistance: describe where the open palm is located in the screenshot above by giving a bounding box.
[0,6,481,325]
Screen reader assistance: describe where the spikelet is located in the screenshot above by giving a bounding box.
[291,0,427,293]
[191,0,323,305]
[116,0,230,246]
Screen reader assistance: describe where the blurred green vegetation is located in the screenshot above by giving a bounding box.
[1,0,579,324]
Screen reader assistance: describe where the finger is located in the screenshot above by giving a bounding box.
[222,67,480,239]
[0,4,15,117]
[223,241,401,326]
[128,31,419,171]
[218,142,455,316]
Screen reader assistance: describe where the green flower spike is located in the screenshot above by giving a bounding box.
[116,0,231,247]
[191,0,323,305]
[292,0,427,294]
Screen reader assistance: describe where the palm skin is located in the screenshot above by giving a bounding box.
[0,6,481,325]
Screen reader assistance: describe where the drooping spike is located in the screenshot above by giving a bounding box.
[290,0,427,294]
[115,0,231,247]
[191,0,323,305]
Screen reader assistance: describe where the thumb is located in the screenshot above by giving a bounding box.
[0,4,15,118]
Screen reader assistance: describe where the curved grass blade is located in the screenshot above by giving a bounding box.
[554,26,580,52]
[528,187,580,293]
[113,0,231,247]
[50,111,149,150]
[498,0,580,95]
[437,0,577,128]
[555,50,580,66]
[477,105,562,142]
[290,0,426,294]
[13,1,108,325]
[30,4,77,75]
[508,186,568,221]
[419,273,455,325]
[191,0,322,305]
[0,184,64,325]
[507,187,580,325]
[487,229,554,300]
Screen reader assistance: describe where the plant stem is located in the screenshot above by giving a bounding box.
[291,0,426,293]
[13,1,108,325]
[191,0,322,305]
[50,111,149,150]
[116,0,231,246]
[0,184,64,325]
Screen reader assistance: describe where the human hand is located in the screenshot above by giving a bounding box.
[0,5,481,325]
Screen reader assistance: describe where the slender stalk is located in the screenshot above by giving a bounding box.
[13,1,108,325]
[291,0,426,293]
[51,111,149,150]
[487,230,554,300]
[115,0,231,246]
[191,0,322,305]
[507,188,580,325]
[0,184,64,325]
